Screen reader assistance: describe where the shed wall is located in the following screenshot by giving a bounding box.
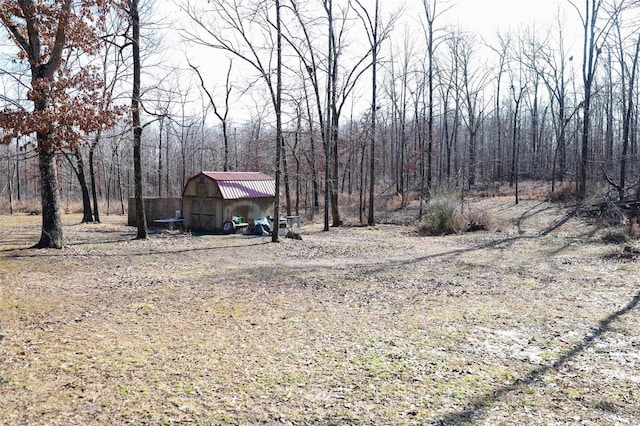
[183,196,221,231]
[127,198,182,226]
[183,176,221,198]
[183,196,274,232]
[222,199,274,224]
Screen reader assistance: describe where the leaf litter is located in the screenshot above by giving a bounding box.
[0,197,639,425]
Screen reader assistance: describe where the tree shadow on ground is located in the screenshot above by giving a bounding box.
[514,201,558,235]
[433,290,640,425]
[4,239,269,258]
[404,207,599,269]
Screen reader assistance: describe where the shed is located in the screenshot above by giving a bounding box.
[182,171,276,232]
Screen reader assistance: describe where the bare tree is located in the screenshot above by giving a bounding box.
[285,3,330,217]
[420,0,450,198]
[384,31,417,207]
[609,2,640,199]
[273,0,283,242]
[533,15,574,191]
[353,0,397,225]
[452,30,489,188]
[129,0,147,239]
[61,147,94,223]
[190,60,234,172]
[488,32,511,182]
[567,0,613,201]
[509,79,527,204]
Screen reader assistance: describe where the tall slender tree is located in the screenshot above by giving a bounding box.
[353,0,382,225]
[421,0,449,197]
[611,4,640,200]
[273,0,282,242]
[130,0,147,239]
[190,60,234,172]
[568,0,610,202]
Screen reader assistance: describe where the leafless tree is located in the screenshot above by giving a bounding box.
[420,0,451,198]
[353,0,398,225]
[567,0,615,201]
[190,60,234,172]
[451,30,490,188]
[488,31,511,182]
[128,0,148,239]
[533,15,574,191]
[608,1,640,199]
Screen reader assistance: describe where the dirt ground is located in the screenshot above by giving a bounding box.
[0,197,639,425]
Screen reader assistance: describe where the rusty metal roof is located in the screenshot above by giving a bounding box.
[201,172,273,182]
[216,179,275,199]
[190,172,275,200]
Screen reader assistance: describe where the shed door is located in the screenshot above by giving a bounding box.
[189,198,215,231]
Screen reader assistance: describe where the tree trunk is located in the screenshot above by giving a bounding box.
[328,0,341,228]
[468,129,477,188]
[359,142,366,224]
[426,17,434,197]
[74,148,94,223]
[619,34,640,200]
[35,144,63,248]
[7,154,14,215]
[15,139,21,201]
[323,0,334,232]
[577,0,600,203]
[158,117,163,198]
[131,0,147,239]
[292,125,301,216]
[368,0,379,226]
[578,91,590,202]
[330,112,341,226]
[89,134,101,223]
[272,0,283,243]
[282,137,292,217]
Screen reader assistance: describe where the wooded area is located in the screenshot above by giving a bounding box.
[1,0,640,244]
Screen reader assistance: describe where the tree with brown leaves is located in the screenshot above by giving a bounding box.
[0,0,120,248]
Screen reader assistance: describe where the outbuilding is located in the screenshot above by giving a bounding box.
[182,171,276,232]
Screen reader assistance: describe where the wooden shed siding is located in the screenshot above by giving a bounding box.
[127,197,182,226]
[183,196,273,231]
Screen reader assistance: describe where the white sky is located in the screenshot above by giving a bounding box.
[445,0,570,32]
[405,0,578,47]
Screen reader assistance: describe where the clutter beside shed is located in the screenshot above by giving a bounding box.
[153,210,184,230]
[221,215,301,238]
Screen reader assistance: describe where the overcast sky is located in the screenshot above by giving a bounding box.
[446,0,570,31]
[406,0,577,45]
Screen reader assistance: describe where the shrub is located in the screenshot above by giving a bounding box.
[466,209,495,232]
[626,217,640,238]
[418,196,462,236]
[601,230,628,244]
[548,183,576,203]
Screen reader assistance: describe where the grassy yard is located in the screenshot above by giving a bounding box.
[0,198,638,425]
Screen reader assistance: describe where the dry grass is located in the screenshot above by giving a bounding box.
[1,198,639,425]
